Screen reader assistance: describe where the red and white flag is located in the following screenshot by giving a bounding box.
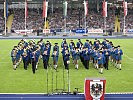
[123,1,127,16]
[43,0,48,18]
[84,1,88,16]
[25,0,28,18]
[102,0,107,17]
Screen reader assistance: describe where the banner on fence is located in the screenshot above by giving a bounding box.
[88,29,103,33]
[43,29,50,33]
[126,29,133,33]
[14,30,33,34]
[75,29,88,34]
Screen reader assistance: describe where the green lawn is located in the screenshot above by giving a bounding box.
[0,39,133,93]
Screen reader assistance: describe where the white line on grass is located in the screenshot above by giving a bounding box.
[124,54,133,61]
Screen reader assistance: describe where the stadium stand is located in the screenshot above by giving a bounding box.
[0,10,4,32]
[0,8,132,33]
[10,9,133,31]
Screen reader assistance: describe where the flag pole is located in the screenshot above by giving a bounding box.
[43,1,48,36]
[103,0,107,35]
[45,17,46,36]
[63,1,67,35]
[104,16,107,35]
[85,16,86,34]
[84,0,88,35]
[25,0,27,36]
[4,0,7,36]
[4,16,7,36]
[65,17,66,35]
[123,0,126,35]
[123,16,125,35]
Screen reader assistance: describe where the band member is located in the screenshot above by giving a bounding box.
[11,47,17,70]
[102,38,107,47]
[113,47,117,67]
[80,47,86,67]
[68,40,74,61]
[38,39,45,56]
[89,47,94,62]
[22,48,28,70]
[26,46,30,66]
[84,39,90,49]
[110,46,114,63]
[93,49,99,69]
[52,43,59,69]
[62,49,70,70]
[83,47,90,69]
[23,39,29,48]
[42,47,49,69]
[103,47,110,70]
[76,39,83,50]
[97,51,105,74]
[94,38,98,46]
[115,46,123,70]
[73,47,80,69]
[35,46,41,70]
[30,50,37,74]
[16,45,23,66]
[94,41,100,50]
[69,40,75,51]
[61,38,68,49]
[45,41,51,65]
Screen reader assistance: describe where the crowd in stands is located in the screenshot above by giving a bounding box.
[0,8,133,32]
[12,9,44,30]
[0,10,4,31]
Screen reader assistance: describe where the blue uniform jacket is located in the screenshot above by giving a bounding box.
[63,53,70,61]
[93,52,98,61]
[84,42,90,49]
[42,50,49,61]
[22,51,28,61]
[103,50,110,59]
[52,51,59,63]
[72,51,80,60]
[97,54,105,65]
[115,49,123,60]
[83,50,90,61]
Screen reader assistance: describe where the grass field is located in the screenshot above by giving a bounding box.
[0,39,133,93]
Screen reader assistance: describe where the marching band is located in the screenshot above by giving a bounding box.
[11,38,123,74]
